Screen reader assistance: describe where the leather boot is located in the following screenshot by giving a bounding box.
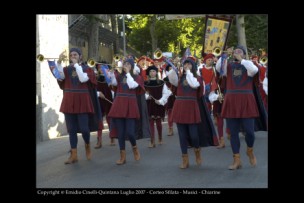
[227,132,231,140]
[85,143,91,160]
[194,148,202,165]
[94,137,102,149]
[246,147,257,166]
[148,138,156,148]
[64,149,78,164]
[216,137,225,149]
[132,146,140,161]
[110,138,115,146]
[168,127,173,136]
[116,150,126,165]
[228,154,242,170]
[179,154,189,169]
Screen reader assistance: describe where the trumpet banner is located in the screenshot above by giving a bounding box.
[202,16,233,54]
[47,60,61,79]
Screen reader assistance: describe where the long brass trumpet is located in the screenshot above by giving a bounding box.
[212,47,233,57]
[212,47,222,57]
[259,56,268,65]
[113,55,121,62]
[87,58,112,68]
[154,49,162,60]
[36,54,60,62]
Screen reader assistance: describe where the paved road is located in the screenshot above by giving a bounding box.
[36,120,267,189]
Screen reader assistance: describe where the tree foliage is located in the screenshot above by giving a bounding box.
[227,14,268,55]
[244,14,268,55]
[125,14,268,57]
[126,15,205,57]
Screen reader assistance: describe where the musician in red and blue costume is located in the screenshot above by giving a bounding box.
[216,45,259,170]
[57,48,102,164]
[94,62,116,148]
[107,58,144,165]
[251,55,268,112]
[168,57,218,169]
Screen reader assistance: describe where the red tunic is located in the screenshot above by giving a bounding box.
[221,62,259,118]
[201,66,218,95]
[172,74,202,123]
[140,68,148,81]
[201,66,214,85]
[59,66,96,114]
[108,72,143,119]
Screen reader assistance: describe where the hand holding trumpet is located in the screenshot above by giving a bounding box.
[70,58,78,66]
[217,90,224,103]
[233,53,243,62]
[58,50,68,64]
[123,64,131,73]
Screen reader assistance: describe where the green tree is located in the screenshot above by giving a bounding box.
[227,14,268,56]
[126,14,267,58]
[244,14,268,55]
[126,15,205,57]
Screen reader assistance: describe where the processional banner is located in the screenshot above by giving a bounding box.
[202,16,233,54]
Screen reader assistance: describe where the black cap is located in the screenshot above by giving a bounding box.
[146,65,158,75]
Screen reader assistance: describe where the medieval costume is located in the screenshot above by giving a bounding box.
[144,65,171,147]
[168,57,218,169]
[57,48,102,164]
[107,58,143,165]
[216,45,266,170]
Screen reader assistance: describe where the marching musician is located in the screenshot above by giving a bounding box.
[198,53,227,147]
[153,56,166,79]
[167,57,218,169]
[144,65,171,147]
[133,62,152,142]
[94,62,116,149]
[163,63,177,136]
[263,67,268,95]
[56,48,102,164]
[199,53,217,112]
[208,71,226,149]
[137,56,153,81]
[251,55,268,112]
[216,45,260,170]
[107,58,144,165]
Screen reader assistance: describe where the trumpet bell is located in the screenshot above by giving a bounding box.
[37,54,44,62]
[259,56,268,65]
[36,54,61,62]
[114,55,120,62]
[212,47,222,57]
[87,58,96,68]
[154,49,162,60]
